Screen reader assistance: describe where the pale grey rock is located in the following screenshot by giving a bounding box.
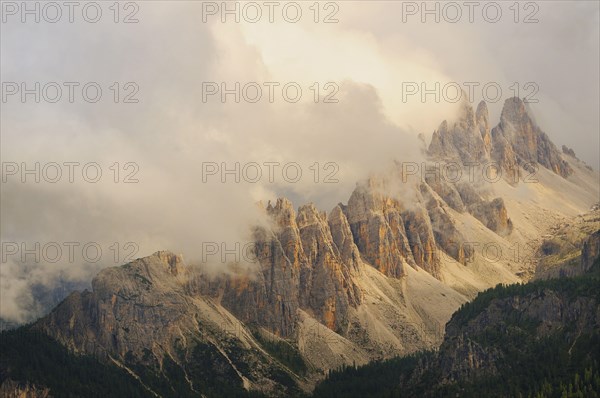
[582,230,600,271]
[493,97,572,178]
[344,181,409,278]
[428,99,488,164]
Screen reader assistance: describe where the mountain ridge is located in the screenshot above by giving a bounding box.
[313,239,600,397]
[2,96,599,397]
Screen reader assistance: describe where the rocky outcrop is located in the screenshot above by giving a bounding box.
[214,198,365,336]
[402,264,600,391]
[343,181,410,278]
[533,210,600,280]
[424,174,466,213]
[421,183,473,266]
[220,198,303,337]
[402,205,440,275]
[339,169,512,276]
[328,205,361,272]
[490,126,520,184]
[341,175,479,278]
[581,230,600,271]
[37,251,197,359]
[313,265,600,397]
[429,97,573,184]
[428,99,488,164]
[35,251,306,397]
[438,285,600,385]
[438,333,500,383]
[201,169,518,341]
[562,145,578,159]
[296,203,361,331]
[340,173,506,277]
[493,97,572,178]
[466,197,513,236]
[425,175,513,237]
[476,100,492,157]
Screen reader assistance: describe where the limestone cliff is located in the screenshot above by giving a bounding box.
[492,97,573,178]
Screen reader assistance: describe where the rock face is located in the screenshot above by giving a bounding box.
[425,176,514,237]
[562,145,578,159]
[428,99,489,164]
[582,230,600,271]
[438,284,600,385]
[38,251,192,360]
[402,205,440,275]
[315,268,600,397]
[36,251,307,397]
[343,180,411,278]
[217,198,363,337]
[490,128,520,184]
[11,96,597,398]
[420,183,473,267]
[533,211,600,280]
[328,205,361,272]
[219,198,302,338]
[296,203,361,331]
[424,174,466,213]
[476,100,492,157]
[339,173,494,278]
[429,97,572,183]
[465,197,513,236]
[338,170,513,278]
[492,97,572,178]
[218,170,501,334]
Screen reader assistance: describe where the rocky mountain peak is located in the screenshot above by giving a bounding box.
[475,100,489,125]
[154,250,185,276]
[457,96,476,128]
[438,119,449,133]
[562,145,578,160]
[267,197,297,228]
[328,205,361,272]
[428,99,487,164]
[493,97,573,178]
[500,96,527,124]
[475,100,492,156]
[328,204,347,225]
[428,97,573,182]
[296,203,327,229]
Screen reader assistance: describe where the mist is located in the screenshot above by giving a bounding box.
[1,1,598,324]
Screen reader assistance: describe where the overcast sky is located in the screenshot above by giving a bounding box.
[1,1,599,323]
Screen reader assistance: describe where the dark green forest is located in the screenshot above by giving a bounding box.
[2,260,599,397]
[0,327,149,397]
[313,258,600,398]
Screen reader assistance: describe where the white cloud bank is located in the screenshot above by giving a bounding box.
[1,1,598,323]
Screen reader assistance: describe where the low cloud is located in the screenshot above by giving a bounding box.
[1,1,598,323]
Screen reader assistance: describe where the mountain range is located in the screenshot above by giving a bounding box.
[1,97,599,398]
